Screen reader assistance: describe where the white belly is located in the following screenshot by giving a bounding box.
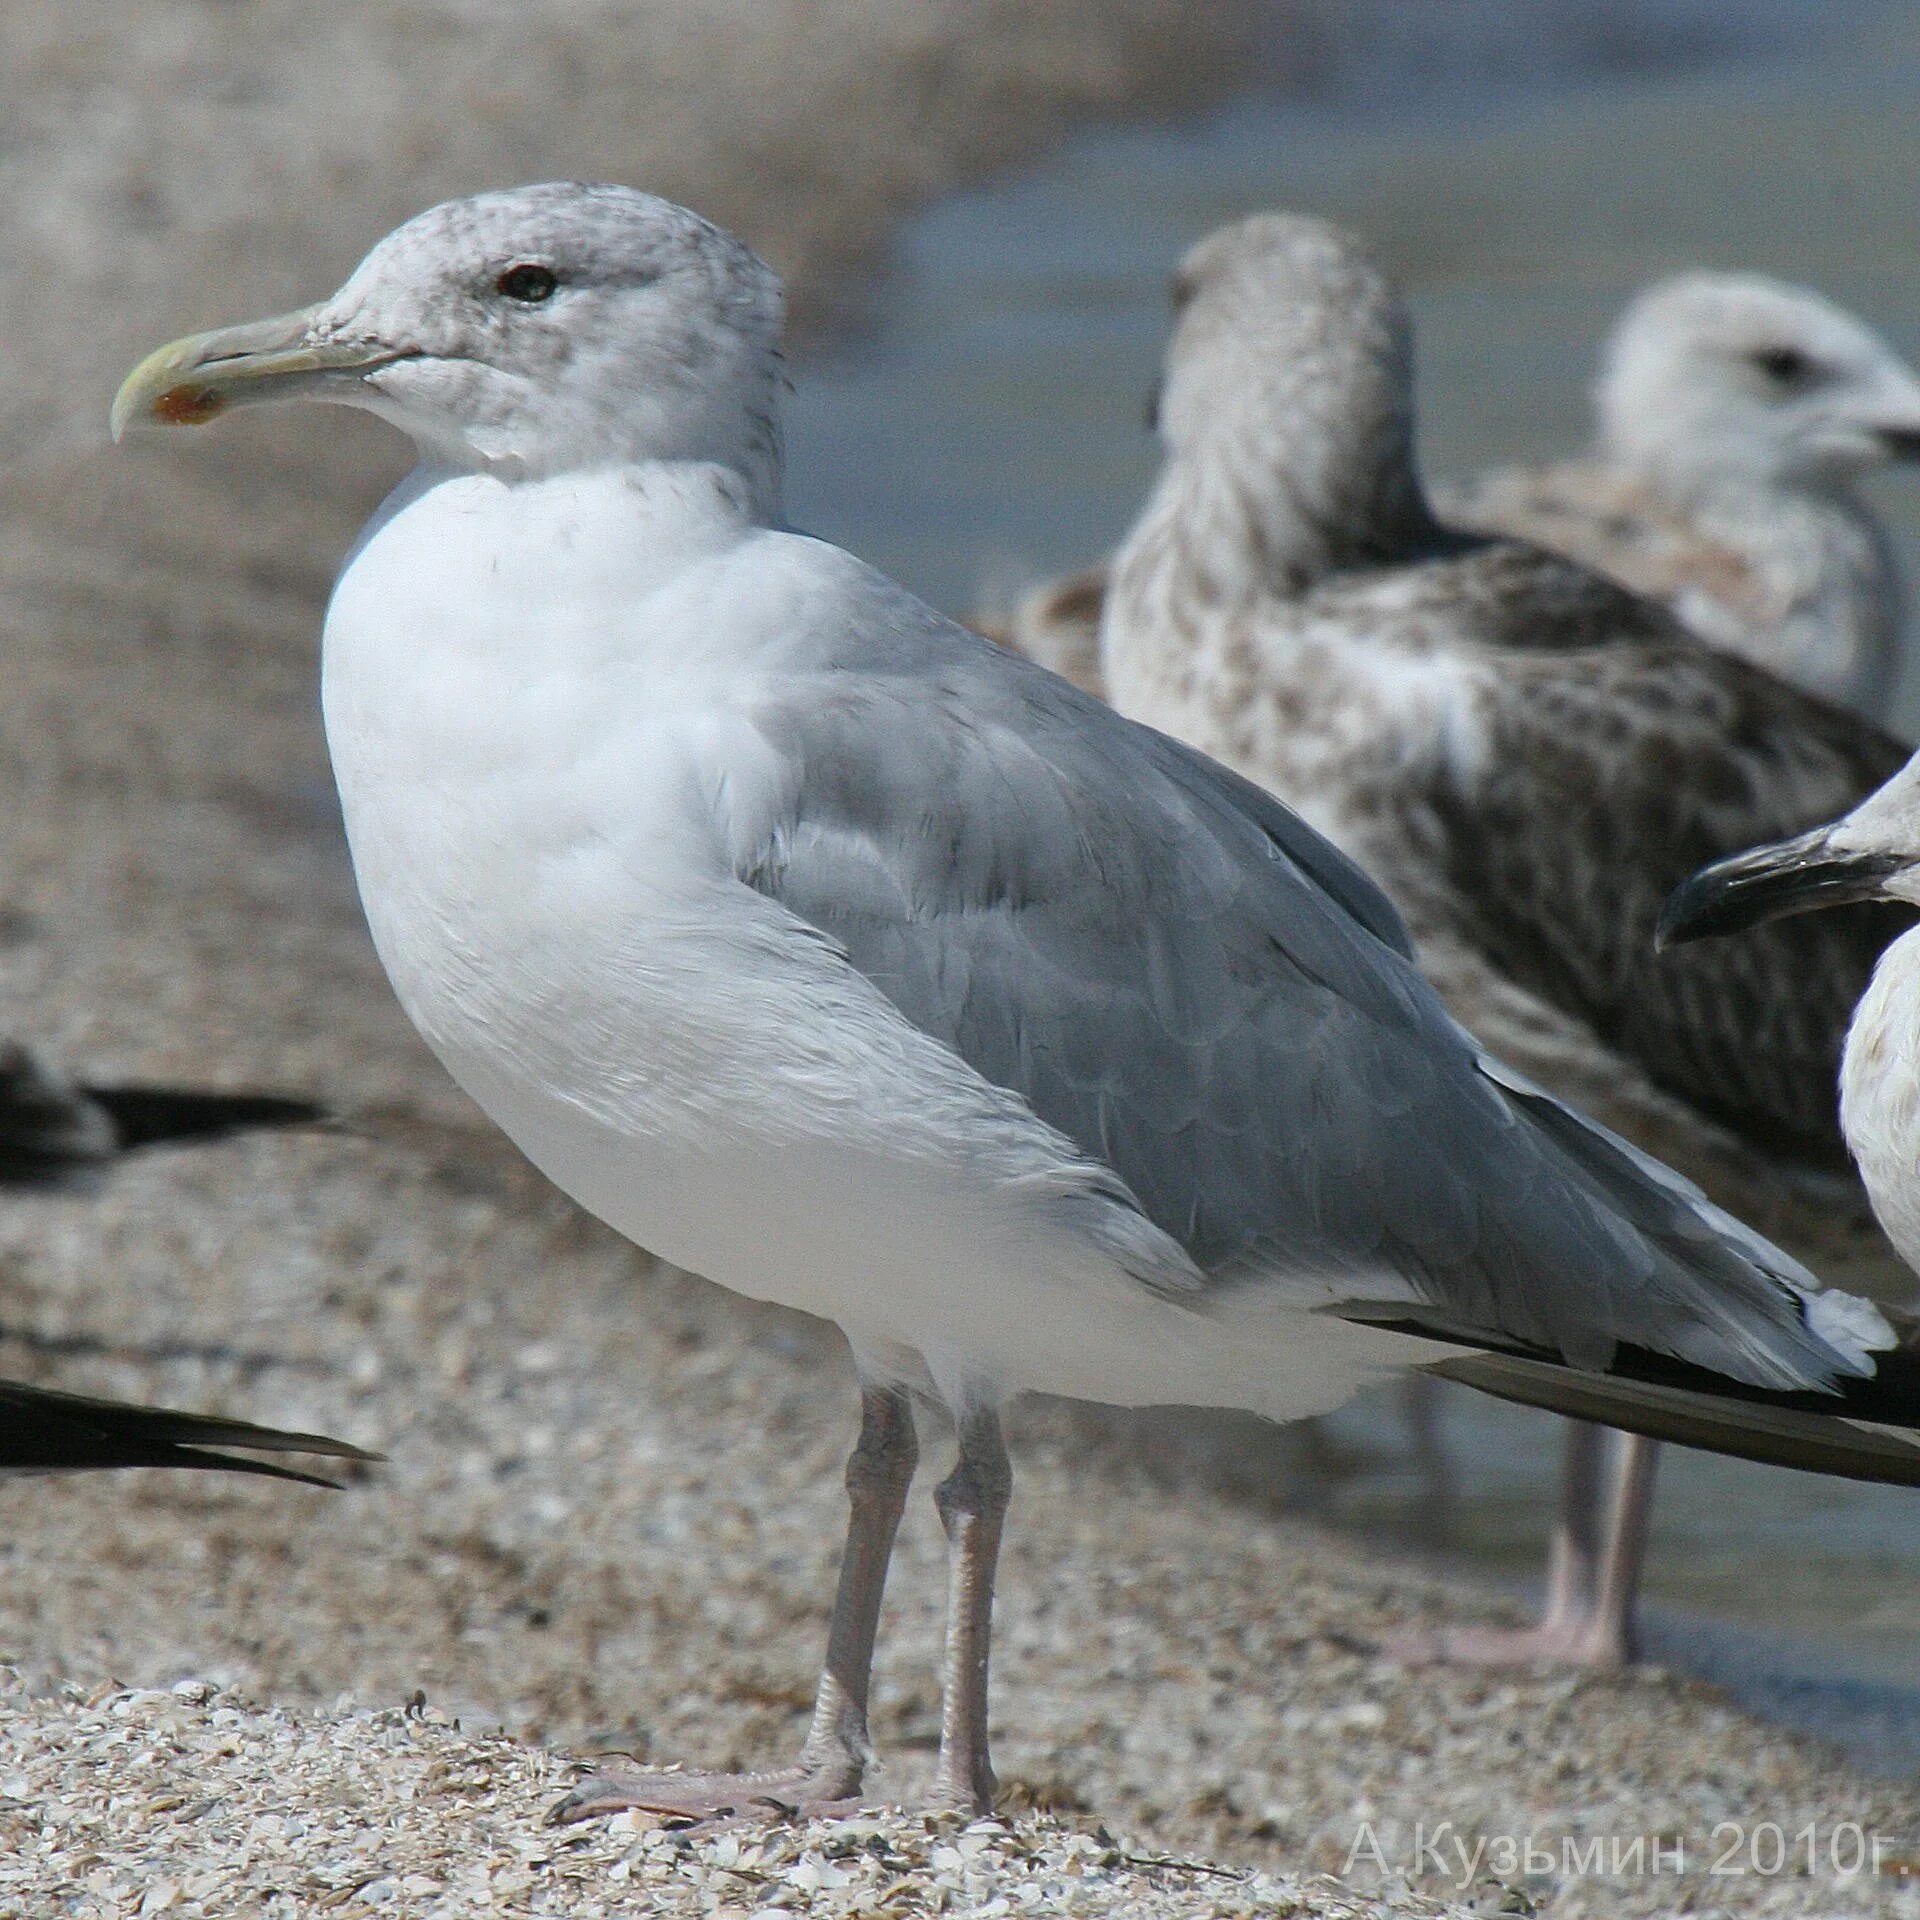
[319,465,1439,1421]
[438,1021,1430,1422]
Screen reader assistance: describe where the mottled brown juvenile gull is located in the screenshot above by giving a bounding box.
[1441,272,1920,710]
[1003,275,1920,715]
[1664,748,1920,1277]
[114,184,1920,1826]
[1097,213,1918,1670]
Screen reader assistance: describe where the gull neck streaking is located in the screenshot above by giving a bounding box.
[1009,268,1920,717]
[118,183,1920,1828]
[1126,214,1451,617]
[1442,272,1920,707]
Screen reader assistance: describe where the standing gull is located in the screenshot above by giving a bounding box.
[1094,214,1917,1668]
[1441,272,1920,711]
[1662,748,1920,1276]
[114,184,1920,1825]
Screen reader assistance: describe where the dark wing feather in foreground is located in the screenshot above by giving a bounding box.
[0,1379,378,1485]
[0,1042,324,1189]
[741,574,1880,1401]
[1416,545,1911,1164]
[1330,1308,1920,1488]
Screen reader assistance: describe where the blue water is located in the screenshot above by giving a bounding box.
[781,3,1920,1759]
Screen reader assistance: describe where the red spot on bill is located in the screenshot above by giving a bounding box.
[153,385,227,426]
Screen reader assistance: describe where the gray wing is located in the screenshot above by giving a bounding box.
[741,580,1867,1393]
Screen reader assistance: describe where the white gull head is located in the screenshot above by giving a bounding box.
[1597,272,1920,499]
[113,182,787,498]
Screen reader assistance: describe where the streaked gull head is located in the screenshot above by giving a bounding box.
[1597,272,1920,495]
[1153,214,1435,568]
[114,182,786,485]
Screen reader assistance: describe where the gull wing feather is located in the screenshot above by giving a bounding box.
[0,1379,377,1484]
[1411,544,1911,1163]
[735,548,1870,1392]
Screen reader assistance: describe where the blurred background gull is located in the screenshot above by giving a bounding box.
[6,0,1920,1904]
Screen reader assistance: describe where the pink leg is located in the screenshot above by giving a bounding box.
[553,1383,918,1826]
[1400,1374,1458,1522]
[1392,1423,1655,1670]
[1586,1430,1658,1662]
[930,1406,1010,1815]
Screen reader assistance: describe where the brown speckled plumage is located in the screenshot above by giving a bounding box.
[1093,216,1913,1273]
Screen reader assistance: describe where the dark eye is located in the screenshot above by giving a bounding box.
[496,263,558,304]
[1752,345,1814,387]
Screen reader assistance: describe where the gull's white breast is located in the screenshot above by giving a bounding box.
[1840,925,1920,1275]
[320,465,1430,1417]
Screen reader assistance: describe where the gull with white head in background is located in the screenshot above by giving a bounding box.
[114,184,1920,1827]
[1440,272,1920,712]
[1006,271,1920,713]
[1085,214,1920,1672]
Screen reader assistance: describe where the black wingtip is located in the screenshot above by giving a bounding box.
[1339,1305,1920,1490]
[0,1379,381,1483]
[1428,1348,1920,1489]
[77,1086,328,1152]
[125,1447,359,1488]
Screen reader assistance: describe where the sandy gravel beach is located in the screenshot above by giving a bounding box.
[0,3,1917,1914]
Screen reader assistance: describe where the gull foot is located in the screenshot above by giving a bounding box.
[927,1772,997,1819]
[550,1761,866,1830]
[1384,1618,1632,1672]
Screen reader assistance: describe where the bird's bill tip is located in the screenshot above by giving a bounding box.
[109,308,390,442]
[1657,830,1906,948]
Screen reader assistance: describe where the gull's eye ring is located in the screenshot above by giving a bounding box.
[497,263,559,304]
[1752,345,1813,387]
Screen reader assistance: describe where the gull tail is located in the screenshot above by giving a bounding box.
[0,1379,380,1486]
[1345,1309,1920,1487]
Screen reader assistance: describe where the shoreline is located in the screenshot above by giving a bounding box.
[0,5,1914,1915]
